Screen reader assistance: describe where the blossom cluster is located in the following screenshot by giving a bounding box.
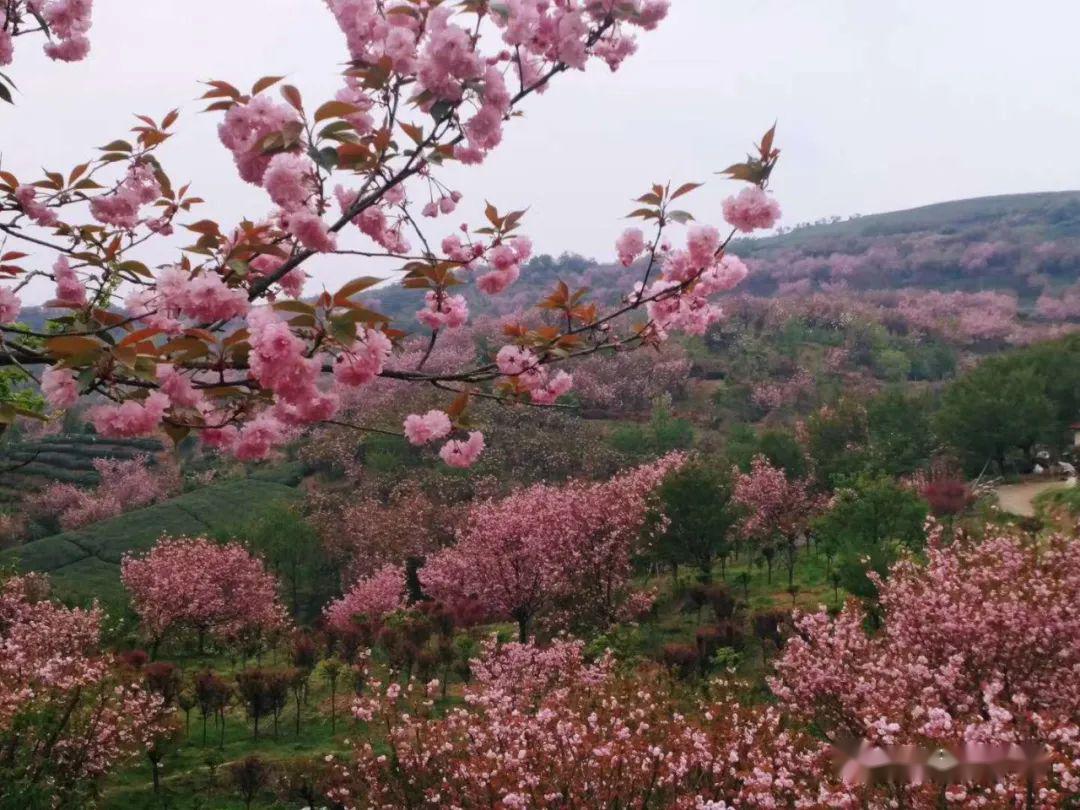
[0,0,93,68]
[623,224,752,338]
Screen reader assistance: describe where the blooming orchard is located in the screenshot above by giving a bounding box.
[121,536,289,652]
[0,0,782,470]
[327,636,849,809]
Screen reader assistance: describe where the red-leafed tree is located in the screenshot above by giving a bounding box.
[771,526,1080,807]
[0,1,779,472]
[919,478,974,519]
[420,454,684,641]
[732,455,820,585]
[121,536,290,655]
[0,573,172,806]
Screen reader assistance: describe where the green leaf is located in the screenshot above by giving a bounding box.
[431,100,455,122]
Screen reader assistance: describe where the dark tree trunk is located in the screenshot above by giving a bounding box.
[405,556,429,605]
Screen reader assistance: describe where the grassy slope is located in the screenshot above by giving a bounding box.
[1,476,301,611]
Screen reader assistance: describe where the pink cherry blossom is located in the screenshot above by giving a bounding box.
[0,286,21,324]
[421,454,684,638]
[122,535,290,648]
[284,209,337,252]
[417,291,469,329]
[180,271,249,321]
[27,454,180,530]
[772,525,1080,806]
[529,369,574,405]
[324,564,406,631]
[89,163,161,229]
[0,573,168,802]
[41,365,78,409]
[232,411,290,461]
[495,344,537,376]
[333,327,392,387]
[722,185,781,232]
[155,364,205,410]
[262,152,316,211]
[686,224,722,266]
[476,265,519,294]
[438,430,485,468]
[217,94,299,184]
[14,184,59,227]
[52,256,86,305]
[90,391,169,438]
[43,34,89,61]
[403,409,453,446]
[616,227,646,267]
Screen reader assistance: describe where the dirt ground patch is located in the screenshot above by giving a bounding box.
[994,480,1070,517]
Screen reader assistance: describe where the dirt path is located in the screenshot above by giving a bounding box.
[994,481,1070,517]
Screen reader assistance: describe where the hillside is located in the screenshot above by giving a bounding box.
[737,190,1080,249]
[0,475,302,610]
[0,433,164,505]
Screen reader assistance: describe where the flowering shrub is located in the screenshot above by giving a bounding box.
[0,573,170,805]
[771,526,1080,807]
[0,0,779,471]
[26,453,180,531]
[121,536,290,652]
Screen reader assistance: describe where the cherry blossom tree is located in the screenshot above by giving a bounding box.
[0,0,781,472]
[771,526,1080,807]
[0,573,171,806]
[420,453,685,640]
[324,563,407,634]
[732,455,820,585]
[121,536,290,654]
[310,478,466,585]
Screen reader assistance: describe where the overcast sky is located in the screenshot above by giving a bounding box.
[4,0,1080,302]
